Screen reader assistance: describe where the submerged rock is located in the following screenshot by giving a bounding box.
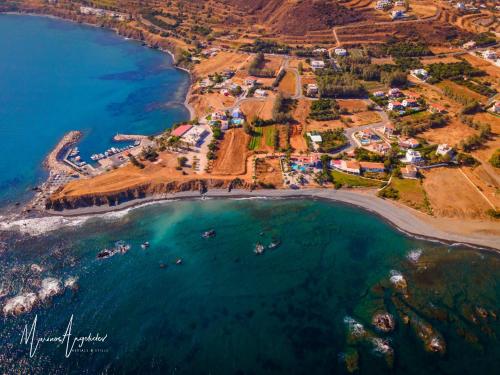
[30,264,43,273]
[344,316,367,343]
[64,276,79,291]
[389,270,408,294]
[340,348,359,373]
[371,337,394,368]
[38,278,63,302]
[3,293,38,316]
[372,312,395,333]
[407,249,423,263]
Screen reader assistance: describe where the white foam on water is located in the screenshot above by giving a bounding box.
[64,276,78,290]
[343,316,366,337]
[371,337,393,355]
[407,249,423,263]
[3,292,38,317]
[38,277,63,302]
[0,216,90,236]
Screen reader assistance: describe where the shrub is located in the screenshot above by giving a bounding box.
[378,187,399,199]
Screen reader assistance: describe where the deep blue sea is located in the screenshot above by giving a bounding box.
[0,14,499,375]
[0,14,189,206]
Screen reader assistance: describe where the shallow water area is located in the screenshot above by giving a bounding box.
[0,199,498,374]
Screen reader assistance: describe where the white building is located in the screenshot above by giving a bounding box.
[182,126,209,147]
[436,144,453,157]
[334,48,348,57]
[411,68,429,80]
[482,50,497,60]
[375,0,392,10]
[310,60,325,71]
[462,41,476,50]
[391,10,404,19]
[306,84,319,96]
[404,149,423,164]
[254,89,268,97]
[491,101,500,114]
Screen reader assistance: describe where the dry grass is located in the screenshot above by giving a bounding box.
[278,71,297,96]
[421,119,476,147]
[193,52,251,77]
[212,128,250,175]
[189,93,236,118]
[422,167,492,219]
[437,80,488,103]
[240,96,276,121]
[255,157,283,187]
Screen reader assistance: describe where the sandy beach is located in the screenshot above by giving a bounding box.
[23,188,498,252]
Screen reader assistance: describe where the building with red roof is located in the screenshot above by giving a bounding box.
[171,125,193,138]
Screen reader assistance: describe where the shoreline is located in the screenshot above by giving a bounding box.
[0,13,498,253]
[38,188,500,252]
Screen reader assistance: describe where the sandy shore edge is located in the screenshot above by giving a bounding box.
[40,189,500,252]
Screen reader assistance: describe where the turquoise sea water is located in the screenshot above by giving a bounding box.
[0,199,498,374]
[0,14,189,205]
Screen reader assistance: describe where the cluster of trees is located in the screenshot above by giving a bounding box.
[459,124,491,152]
[427,61,485,82]
[315,128,347,153]
[207,124,223,160]
[455,78,497,97]
[190,25,212,36]
[129,154,145,169]
[381,41,432,58]
[490,149,500,168]
[472,32,497,47]
[272,94,294,123]
[442,86,478,106]
[272,69,286,88]
[142,10,182,31]
[141,146,159,162]
[394,57,423,71]
[381,70,408,87]
[317,74,366,98]
[240,39,291,54]
[308,99,340,121]
[248,53,274,78]
[395,113,449,136]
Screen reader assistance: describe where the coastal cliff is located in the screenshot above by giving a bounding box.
[46,178,251,210]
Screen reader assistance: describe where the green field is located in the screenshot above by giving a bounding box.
[248,127,263,150]
[331,170,382,188]
[390,177,431,213]
[263,126,276,147]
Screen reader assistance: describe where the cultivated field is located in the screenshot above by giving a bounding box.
[193,52,251,77]
[212,128,250,175]
[240,96,276,121]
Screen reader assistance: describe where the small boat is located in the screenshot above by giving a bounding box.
[176,259,183,265]
[201,229,216,239]
[97,249,114,259]
[141,242,150,249]
[268,240,281,249]
[254,242,265,255]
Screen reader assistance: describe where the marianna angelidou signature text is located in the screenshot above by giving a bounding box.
[20,315,108,358]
